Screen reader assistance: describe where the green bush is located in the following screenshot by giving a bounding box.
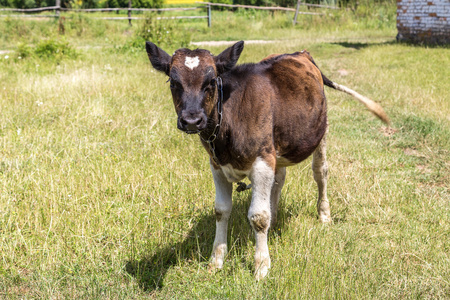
[122,14,191,52]
[66,13,92,37]
[16,42,33,58]
[207,0,232,5]
[233,0,271,6]
[104,0,163,8]
[133,0,163,9]
[14,38,78,62]
[34,38,77,59]
[11,0,35,8]
[1,0,161,8]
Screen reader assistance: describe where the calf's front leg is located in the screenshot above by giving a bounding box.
[209,165,233,271]
[248,157,275,280]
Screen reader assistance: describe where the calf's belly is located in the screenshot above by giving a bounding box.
[221,163,250,182]
[276,156,297,168]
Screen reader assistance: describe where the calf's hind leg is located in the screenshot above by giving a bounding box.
[270,167,286,227]
[312,134,332,223]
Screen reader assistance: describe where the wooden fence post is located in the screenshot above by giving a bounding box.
[55,0,60,17]
[207,4,211,28]
[128,0,132,26]
[293,0,301,25]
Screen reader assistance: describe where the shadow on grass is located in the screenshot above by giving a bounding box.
[124,193,248,292]
[125,188,299,292]
[331,40,396,50]
[124,219,211,291]
[332,40,450,50]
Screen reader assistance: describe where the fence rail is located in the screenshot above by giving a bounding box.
[199,2,328,16]
[0,6,59,12]
[0,1,334,26]
[0,6,201,13]
[199,2,297,12]
[0,14,58,17]
[60,7,200,12]
[96,15,208,20]
[0,4,210,26]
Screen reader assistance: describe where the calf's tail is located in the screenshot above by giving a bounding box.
[321,74,390,125]
[305,51,390,125]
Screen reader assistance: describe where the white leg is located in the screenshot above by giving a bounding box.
[270,167,286,227]
[312,134,332,223]
[248,157,275,280]
[209,165,233,271]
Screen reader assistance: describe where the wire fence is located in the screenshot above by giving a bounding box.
[0,1,338,27]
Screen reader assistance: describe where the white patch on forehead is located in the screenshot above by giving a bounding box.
[185,56,200,70]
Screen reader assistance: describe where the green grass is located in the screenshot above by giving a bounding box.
[0,0,396,49]
[1,4,449,298]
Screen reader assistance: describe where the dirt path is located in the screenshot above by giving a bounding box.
[0,40,274,55]
[191,40,276,47]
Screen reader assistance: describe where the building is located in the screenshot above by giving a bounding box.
[397,0,450,44]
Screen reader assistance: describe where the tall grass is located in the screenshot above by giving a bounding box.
[0,4,449,298]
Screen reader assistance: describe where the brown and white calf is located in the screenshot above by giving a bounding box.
[146,41,388,280]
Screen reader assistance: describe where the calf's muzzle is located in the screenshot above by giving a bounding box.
[178,109,207,133]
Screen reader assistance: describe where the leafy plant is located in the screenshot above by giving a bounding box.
[123,14,191,52]
[14,38,78,62]
[66,13,91,37]
[34,38,77,59]
[16,42,33,58]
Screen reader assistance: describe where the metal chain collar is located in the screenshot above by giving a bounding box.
[200,76,223,165]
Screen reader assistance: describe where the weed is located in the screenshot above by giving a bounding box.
[137,14,191,48]
[34,38,77,60]
[16,42,33,59]
[119,14,191,53]
[13,38,78,63]
[67,13,92,37]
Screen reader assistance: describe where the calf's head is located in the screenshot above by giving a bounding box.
[146,41,244,134]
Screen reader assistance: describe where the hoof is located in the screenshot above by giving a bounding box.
[255,265,269,281]
[319,214,332,224]
[254,255,270,281]
[208,260,223,274]
[209,244,226,273]
[318,200,331,224]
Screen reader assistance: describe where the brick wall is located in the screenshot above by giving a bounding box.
[397,0,450,44]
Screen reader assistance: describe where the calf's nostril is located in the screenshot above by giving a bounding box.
[179,112,206,132]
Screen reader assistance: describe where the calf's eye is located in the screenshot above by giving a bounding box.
[170,80,177,89]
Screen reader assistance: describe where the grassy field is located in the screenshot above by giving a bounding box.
[1,3,449,299]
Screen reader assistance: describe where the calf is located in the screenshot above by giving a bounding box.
[145,41,388,280]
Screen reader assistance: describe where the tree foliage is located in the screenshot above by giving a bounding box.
[1,0,163,8]
[0,0,394,10]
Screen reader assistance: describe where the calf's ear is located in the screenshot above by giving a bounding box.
[146,42,171,76]
[214,41,244,75]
